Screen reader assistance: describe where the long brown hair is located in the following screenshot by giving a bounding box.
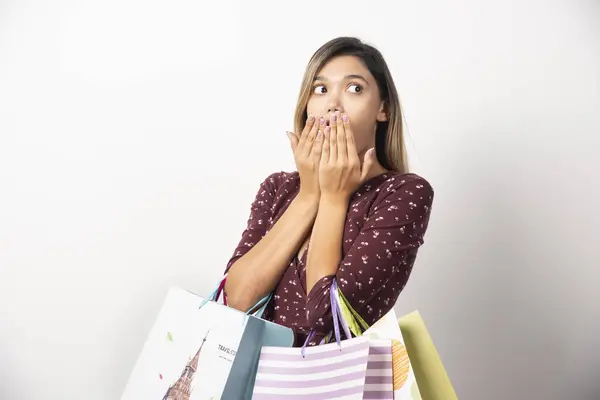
[293,37,408,173]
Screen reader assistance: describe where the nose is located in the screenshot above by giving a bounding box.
[326,91,343,115]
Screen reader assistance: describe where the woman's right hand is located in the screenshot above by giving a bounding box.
[287,115,325,202]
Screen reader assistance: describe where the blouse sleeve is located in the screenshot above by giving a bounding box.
[305,175,434,330]
[224,172,280,274]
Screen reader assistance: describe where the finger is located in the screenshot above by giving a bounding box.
[328,118,337,163]
[320,126,331,166]
[298,115,316,149]
[343,114,360,164]
[312,128,324,162]
[302,116,324,157]
[336,112,347,161]
[286,131,299,152]
[329,112,338,161]
[361,148,376,181]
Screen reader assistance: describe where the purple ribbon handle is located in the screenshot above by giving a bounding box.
[300,278,353,358]
[332,279,353,340]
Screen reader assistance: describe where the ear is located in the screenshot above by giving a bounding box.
[376,101,388,122]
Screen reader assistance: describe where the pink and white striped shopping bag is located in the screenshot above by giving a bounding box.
[364,339,394,399]
[252,335,371,399]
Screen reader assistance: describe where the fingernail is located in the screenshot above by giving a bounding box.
[317,130,323,138]
[308,115,315,122]
[342,114,349,122]
[325,126,331,133]
[331,114,337,122]
[320,117,325,125]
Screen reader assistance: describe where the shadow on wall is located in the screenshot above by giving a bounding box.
[414,143,572,399]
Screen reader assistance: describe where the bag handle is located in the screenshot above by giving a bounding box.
[199,273,273,319]
[199,274,227,309]
[300,278,353,357]
[245,292,273,318]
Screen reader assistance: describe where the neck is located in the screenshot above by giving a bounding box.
[367,163,388,180]
[361,152,389,181]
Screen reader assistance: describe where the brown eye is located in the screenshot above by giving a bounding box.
[313,85,326,94]
[347,84,362,93]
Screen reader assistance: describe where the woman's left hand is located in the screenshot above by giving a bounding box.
[318,112,377,203]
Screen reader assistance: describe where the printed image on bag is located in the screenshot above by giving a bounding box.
[120,285,294,400]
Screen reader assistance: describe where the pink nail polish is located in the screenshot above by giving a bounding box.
[342,114,349,122]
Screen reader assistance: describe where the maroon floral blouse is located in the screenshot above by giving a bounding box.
[224,171,434,346]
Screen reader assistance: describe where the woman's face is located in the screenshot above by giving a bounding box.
[306,55,387,157]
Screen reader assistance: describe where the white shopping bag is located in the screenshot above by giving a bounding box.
[120,283,294,400]
[336,284,422,399]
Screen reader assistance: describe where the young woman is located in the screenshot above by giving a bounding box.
[223,36,434,346]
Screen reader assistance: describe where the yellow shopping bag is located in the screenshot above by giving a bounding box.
[399,311,458,400]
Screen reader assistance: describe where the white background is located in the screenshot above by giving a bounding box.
[1,0,599,399]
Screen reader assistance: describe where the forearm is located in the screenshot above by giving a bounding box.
[305,195,349,294]
[225,193,319,312]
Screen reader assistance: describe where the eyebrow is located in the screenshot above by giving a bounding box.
[314,74,370,85]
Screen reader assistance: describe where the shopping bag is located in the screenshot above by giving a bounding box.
[364,339,394,399]
[330,280,394,399]
[253,335,371,399]
[120,277,294,400]
[336,288,422,400]
[252,278,392,399]
[398,311,458,400]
